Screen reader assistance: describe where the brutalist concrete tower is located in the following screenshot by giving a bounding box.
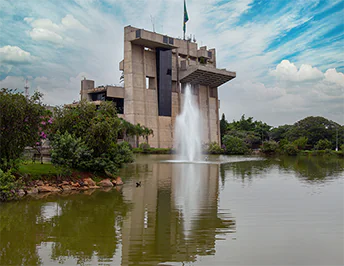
[120,26,236,148]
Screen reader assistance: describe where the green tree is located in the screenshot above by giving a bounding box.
[220,113,228,143]
[283,143,299,156]
[286,116,341,148]
[0,88,46,170]
[270,125,292,142]
[142,126,154,144]
[293,136,308,150]
[314,139,332,150]
[222,135,249,155]
[50,132,93,169]
[51,101,136,173]
[261,140,279,154]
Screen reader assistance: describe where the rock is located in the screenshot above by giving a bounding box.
[98,179,113,187]
[26,187,39,194]
[83,177,96,186]
[61,181,69,186]
[115,176,123,185]
[18,189,25,197]
[36,180,44,186]
[89,185,100,189]
[38,185,60,193]
[71,182,80,187]
[111,179,117,185]
[61,185,72,191]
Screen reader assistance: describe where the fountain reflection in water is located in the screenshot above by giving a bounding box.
[173,163,207,237]
[175,84,202,162]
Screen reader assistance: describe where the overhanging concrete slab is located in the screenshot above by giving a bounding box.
[180,65,236,87]
[131,38,177,49]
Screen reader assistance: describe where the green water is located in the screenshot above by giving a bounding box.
[0,155,343,266]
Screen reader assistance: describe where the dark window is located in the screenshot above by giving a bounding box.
[156,48,172,116]
[136,29,141,38]
[91,92,105,101]
[169,37,174,45]
[105,97,124,114]
[163,36,168,44]
[208,51,212,58]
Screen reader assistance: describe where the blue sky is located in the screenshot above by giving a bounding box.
[0,0,343,126]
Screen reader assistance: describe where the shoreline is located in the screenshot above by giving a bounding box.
[6,176,123,201]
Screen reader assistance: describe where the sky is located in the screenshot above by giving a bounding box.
[0,0,343,126]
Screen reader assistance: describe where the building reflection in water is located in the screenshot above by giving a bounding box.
[121,161,236,265]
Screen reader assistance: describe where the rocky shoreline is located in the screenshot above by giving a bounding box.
[14,176,124,198]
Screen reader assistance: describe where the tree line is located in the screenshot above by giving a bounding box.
[219,114,344,155]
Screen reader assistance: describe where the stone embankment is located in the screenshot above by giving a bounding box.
[16,176,124,197]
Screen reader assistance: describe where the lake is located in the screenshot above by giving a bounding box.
[0,155,343,266]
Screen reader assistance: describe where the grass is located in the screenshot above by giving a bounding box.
[18,161,60,177]
[132,147,172,154]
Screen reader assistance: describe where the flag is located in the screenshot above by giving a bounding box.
[183,0,189,35]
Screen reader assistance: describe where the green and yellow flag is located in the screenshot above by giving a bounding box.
[183,0,189,38]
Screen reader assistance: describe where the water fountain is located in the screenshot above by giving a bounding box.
[175,84,202,162]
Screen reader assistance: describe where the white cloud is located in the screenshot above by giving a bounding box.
[30,18,60,32]
[61,14,88,31]
[324,68,344,87]
[29,28,63,44]
[24,15,88,45]
[271,60,323,82]
[0,45,35,64]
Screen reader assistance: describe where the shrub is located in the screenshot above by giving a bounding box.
[283,143,299,156]
[261,140,278,154]
[222,135,249,155]
[206,142,224,154]
[314,139,332,150]
[51,131,93,170]
[0,169,21,201]
[293,137,308,150]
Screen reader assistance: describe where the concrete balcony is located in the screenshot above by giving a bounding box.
[128,28,177,50]
[180,65,236,87]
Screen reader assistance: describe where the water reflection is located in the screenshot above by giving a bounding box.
[0,190,130,265]
[120,160,235,265]
[220,155,344,184]
[2,155,340,265]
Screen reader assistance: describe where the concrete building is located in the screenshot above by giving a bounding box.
[81,26,236,148]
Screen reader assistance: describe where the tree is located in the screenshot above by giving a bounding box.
[293,137,308,150]
[270,125,292,142]
[50,101,136,173]
[142,126,154,144]
[314,139,332,150]
[220,113,228,143]
[286,116,340,147]
[222,135,249,155]
[261,140,279,154]
[0,89,46,170]
[134,123,144,148]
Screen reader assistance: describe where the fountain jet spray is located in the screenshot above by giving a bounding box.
[175,84,202,161]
